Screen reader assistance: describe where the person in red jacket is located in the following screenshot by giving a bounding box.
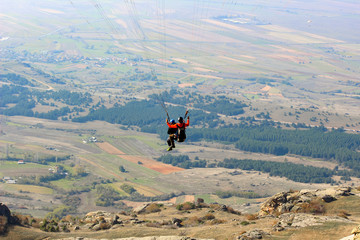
[166,119,178,151]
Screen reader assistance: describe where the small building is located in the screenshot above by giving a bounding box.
[18,160,25,164]
[6,179,16,184]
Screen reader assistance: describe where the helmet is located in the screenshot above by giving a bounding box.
[178,117,183,123]
[170,119,175,124]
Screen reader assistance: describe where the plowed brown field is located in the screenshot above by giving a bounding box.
[96,142,125,155]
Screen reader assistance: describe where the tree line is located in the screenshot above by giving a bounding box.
[0,73,34,86]
[156,154,207,169]
[217,158,336,183]
[149,89,247,116]
[0,85,92,120]
[72,99,220,130]
[189,123,360,172]
[155,155,353,183]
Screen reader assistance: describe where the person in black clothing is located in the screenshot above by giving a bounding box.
[175,116,189,142]
[166,119,177,151]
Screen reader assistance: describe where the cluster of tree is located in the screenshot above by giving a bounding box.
[120,184,136,194]
[33,155,70,165]
[49,77,66,85]
[45,205,76,223]
[217,158,336,183]
[246,77,276,84]
[5,153,70,165]
[125,73,158,82]
[2,100,36,117]
[155,151,357,184]
[72,99,219,131]
[18,165,68,183]
[40,219,60,232]
[61,195,81,211]
[149,89,247,116]
[0,73,34,86]
[44,195,81,221]
[255,112,271,119]
[157,154,207,169]
[95,185,122,207]
[34,107,71,120]
[0,85,31,107]
[0,85,92,120]
[189,124,360,172]
[72,165,88,178]
[36,90,92,106]
[73,100,164,125]
[16,175,55,189]
[36,172,67,183]
[119,191,184,202]
[214,190,267,199]
[94,184,184,204]
[194,98,246,116]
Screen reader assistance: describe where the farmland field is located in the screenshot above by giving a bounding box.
[0,0,360,219]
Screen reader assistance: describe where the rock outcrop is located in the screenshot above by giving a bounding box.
[273,213,352,232]
[83,211,124,231]
[258,187,352,216]
[0,203,18,234]
[0,203,14,224]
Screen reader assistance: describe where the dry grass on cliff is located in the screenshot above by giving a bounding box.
[4,192,360,240]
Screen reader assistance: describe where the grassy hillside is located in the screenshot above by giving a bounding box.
[3,187,360,240]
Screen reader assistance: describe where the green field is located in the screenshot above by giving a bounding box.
[3,184,53,195]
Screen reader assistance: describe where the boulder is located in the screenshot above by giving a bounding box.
[172,218,183,227]
[133,203,150,214]
[237,229,269,239]
[321,195,336,203]
[92,224,101,231]
[0,204,11,220]
[112,215,123,225]
[0,203,16,225]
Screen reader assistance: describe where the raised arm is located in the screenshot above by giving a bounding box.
[185,116,190,127]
